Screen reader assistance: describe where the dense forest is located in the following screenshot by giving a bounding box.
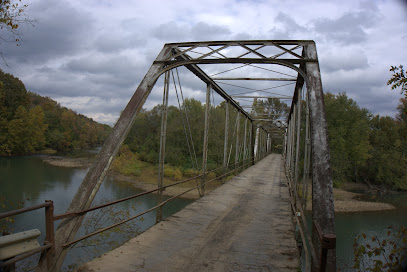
[0,70,111,156]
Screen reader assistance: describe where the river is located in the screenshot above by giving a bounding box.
[1,156,406,271]
[0,155,192,271]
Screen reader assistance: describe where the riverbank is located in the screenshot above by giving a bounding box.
[41,156,93,168]
[306,187,396,213]
[41,156,217,200]
[40,156,398,212]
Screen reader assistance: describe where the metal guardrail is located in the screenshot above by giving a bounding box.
[0,201,54,269]
[284,161,336,272]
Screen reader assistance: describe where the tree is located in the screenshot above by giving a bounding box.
[324,93,372,185]
[366,115,407,190]
[387,65,407,100]
[0,0,34,62]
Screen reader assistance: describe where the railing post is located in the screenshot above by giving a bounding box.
[201,83,211,196]
[156,70,170,223]
[44,200,55,268]
[222,101,229,183]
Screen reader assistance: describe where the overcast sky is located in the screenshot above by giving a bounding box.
[1,0,406,125]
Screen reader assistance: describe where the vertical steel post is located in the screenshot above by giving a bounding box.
[305,42,336,271]
[156,70,170,223]
[235,111,240,171]
[250,121,255,165]
[294,85,302,190]
[302,91,311,208]
[201,83,211,196]
[254,124,259,160]
[286,118,291,169]
[222,101,229,183]
[243,117,248,167]
[290,104,296,177]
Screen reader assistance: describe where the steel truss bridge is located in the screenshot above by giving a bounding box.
[0,40,336,272]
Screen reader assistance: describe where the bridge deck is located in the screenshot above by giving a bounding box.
[80,154,299,272]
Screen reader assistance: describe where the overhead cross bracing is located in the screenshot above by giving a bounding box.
[152,40,311,134]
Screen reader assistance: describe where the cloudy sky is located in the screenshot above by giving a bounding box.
[1,0,406,125]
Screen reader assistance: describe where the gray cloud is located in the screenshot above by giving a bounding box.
[269,12,309,40]
[2,0,95,64]
[313,9,380,45]
[0,0,405,125]
[152,21,231,42]
[320,48,369,72]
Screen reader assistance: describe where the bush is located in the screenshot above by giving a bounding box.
[173,168,183,181]
[207,172,216,180]
[111,145,142,176]
[164,165,183,181]
[184,168,197,178]
[164,166,175,178]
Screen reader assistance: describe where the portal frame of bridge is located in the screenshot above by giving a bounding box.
[35,40,336,272]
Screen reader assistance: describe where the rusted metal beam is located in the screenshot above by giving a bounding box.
[173,49,253,121]
[243,117,248,167]
[212,77,296,81]
[167,40,315,47]
[294,84,302,189]
[222,101,229,183]
[235,111,240,172]
[305,42,336,271]
[201,84,211,196]
[232,96,292,99]
[157,58,312,66]
[156,71,170,223]
[36,46,172,272]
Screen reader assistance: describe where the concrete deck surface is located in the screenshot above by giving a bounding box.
[79,154,299,272]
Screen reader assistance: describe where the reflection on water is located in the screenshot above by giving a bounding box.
[0,156,192,271]
[336,209,407,271]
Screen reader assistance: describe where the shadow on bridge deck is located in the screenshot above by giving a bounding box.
[79,154,299,272]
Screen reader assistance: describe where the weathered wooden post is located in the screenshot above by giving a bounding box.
[201,83,211,196]
[156,70,170,223]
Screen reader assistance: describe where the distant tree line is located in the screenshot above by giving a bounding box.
[0,70,111,156]
[123,96,288,173]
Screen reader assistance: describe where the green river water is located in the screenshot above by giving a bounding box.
[1,155,406,271]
